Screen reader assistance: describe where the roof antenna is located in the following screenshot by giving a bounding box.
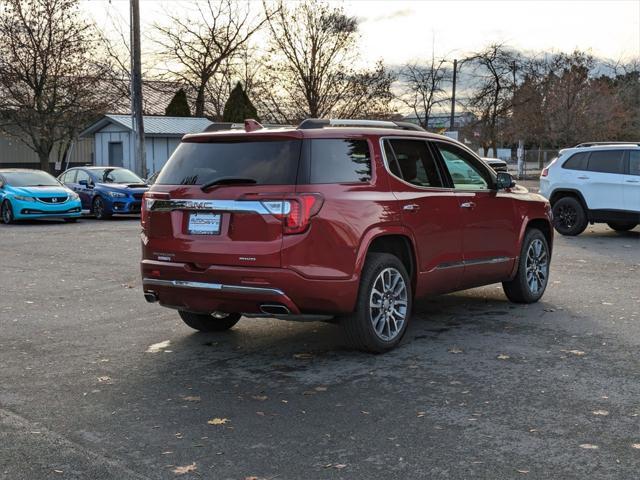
[244,119,263,132]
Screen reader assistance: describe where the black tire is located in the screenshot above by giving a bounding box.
[503,228,550,304]
[552,196,587,236]
[342,253,412,353]
[1,200,14,224]
[92,196,111,220]
[64,218,78,223]
[178,311,241,332]
[607,222,637,232]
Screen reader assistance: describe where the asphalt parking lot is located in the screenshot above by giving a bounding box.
[1,198,640,479]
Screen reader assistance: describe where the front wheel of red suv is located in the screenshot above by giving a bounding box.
[503,228,550,304]
[343,253,412,353]
[178,311,241,332]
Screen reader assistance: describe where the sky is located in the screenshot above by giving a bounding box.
[88,0,640,65]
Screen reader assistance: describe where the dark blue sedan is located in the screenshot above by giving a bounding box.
[58,167,148,219]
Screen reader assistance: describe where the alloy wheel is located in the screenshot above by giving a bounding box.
[525,239,548,295]
[94,198,104,218]
[369,267,408,341]
[1,202,12,224]
[556,204,577,230]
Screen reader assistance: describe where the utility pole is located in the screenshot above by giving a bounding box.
[449,59,457,132]
[130,0,146,178]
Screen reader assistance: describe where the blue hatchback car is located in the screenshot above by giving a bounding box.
[58,167,148,219]
[0,169,82,224]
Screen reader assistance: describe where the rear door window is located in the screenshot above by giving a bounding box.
[308,139,371,183]
[384,139,443,188]
[629,151,640,176]
[587,150,625,174]
[62,170,77,183]
[562,152,588,170]
[156,139,302,185]
[76,170,90,184]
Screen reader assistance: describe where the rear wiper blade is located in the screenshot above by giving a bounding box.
[200,177,257,191]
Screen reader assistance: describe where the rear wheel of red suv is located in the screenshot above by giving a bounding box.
[503,228,550,304]
[343,253,412,353]
[178,311,241,332]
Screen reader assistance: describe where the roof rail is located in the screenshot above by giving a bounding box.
[297,118,425,132]
[574,141,640,148]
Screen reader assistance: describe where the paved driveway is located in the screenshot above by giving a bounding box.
[1,215,639,479]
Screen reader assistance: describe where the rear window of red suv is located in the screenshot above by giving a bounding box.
[155,139,302,185]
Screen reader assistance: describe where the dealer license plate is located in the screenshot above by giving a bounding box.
[188,212,221,235]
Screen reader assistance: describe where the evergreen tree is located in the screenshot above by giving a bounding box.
[165,89,191,117]
[223,82,258,122]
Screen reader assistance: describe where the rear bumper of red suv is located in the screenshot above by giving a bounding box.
[141,260,359,315]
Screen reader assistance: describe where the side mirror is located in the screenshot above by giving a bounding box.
[496,172,515,190]
[79,179,88,187]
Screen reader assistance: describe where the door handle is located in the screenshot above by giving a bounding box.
[403,203,420,212]
[625,179,640,183]
[577,176,590,180]
[460,202,476,209]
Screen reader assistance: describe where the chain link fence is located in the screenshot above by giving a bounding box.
[479,148,561,178]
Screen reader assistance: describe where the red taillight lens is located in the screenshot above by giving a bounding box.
[283,194,321,234]
[141,192,169,227]
[254,193,323,235]
[541,168,548,177]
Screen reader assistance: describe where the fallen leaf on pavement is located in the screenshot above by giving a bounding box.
[562,349,586,356]
[417,411,426,417]
[592,410,609,416]
[207,418,229,426]
[293,353,313,360]
[516,469,529,474]
[252,395,268,401]
[632,443,640,449]
[448,347,463,354]
[97,376,112,383]
[315,386,328,392]
[183,396,201,402]
[497,354,510,360]
[146,340,171,353]
[579,443,599,449]
[172,463,196,475]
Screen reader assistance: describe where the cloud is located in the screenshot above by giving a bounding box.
[361,8,414,23]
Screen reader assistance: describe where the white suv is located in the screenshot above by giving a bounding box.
[539,143,640,236]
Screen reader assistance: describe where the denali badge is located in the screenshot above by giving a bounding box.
[239,257,256,261]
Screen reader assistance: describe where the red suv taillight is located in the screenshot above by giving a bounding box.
[245,193,324,235]
[141,192,169,227]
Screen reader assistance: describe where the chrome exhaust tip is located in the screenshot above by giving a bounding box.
[144,291,158,303]
[259,304,290,315]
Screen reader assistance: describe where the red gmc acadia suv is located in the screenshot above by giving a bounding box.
[141,119,553,353]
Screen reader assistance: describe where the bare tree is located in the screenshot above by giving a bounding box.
[153,0,269,117]
[397,52,451,129]
[464,44,520,155]
[258,0,394,123]
[0,0,112,171]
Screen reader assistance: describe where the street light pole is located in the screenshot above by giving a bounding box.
[449,58,457,132]
[130,0,146,178]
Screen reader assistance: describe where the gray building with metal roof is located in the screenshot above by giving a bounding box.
[80,114,213,175]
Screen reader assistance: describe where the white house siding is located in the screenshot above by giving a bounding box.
[0,132,93,168]
[94,130,132,169]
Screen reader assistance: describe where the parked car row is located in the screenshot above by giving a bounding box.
[0,167,149,224]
